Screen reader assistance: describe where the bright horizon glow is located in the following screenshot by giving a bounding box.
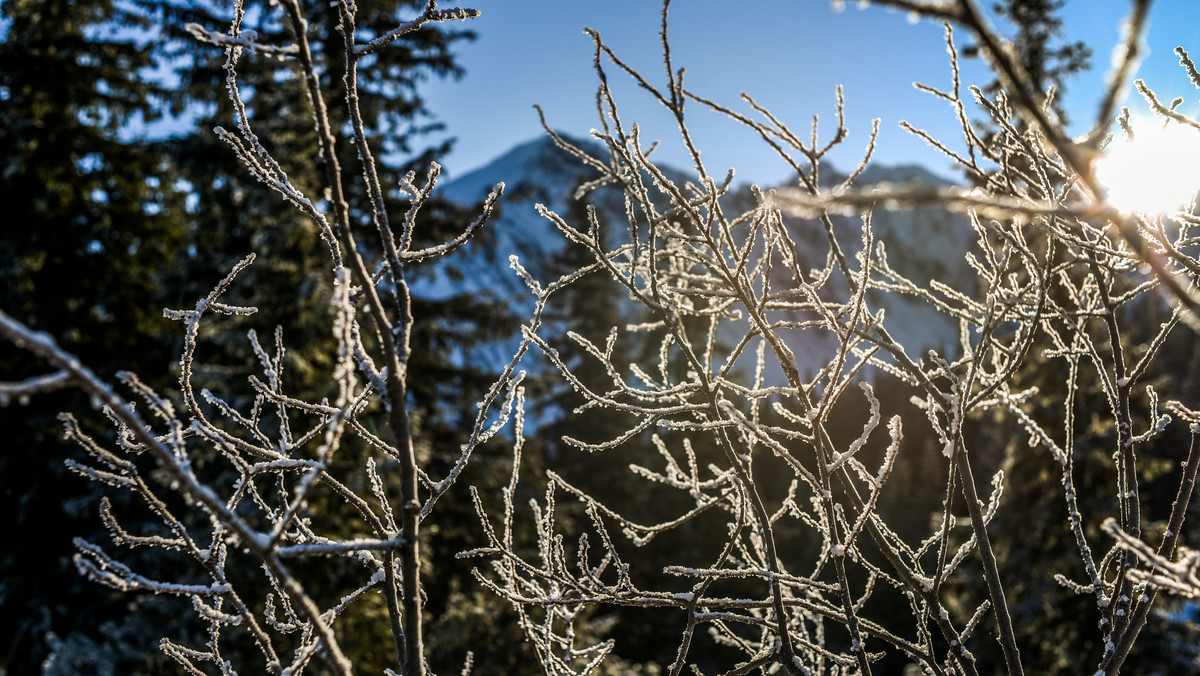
[1095,120,1200,214]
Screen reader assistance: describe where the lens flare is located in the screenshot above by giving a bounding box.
[1094,121,1200,214]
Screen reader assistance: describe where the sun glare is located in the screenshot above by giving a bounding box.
[1094,121,1200,214]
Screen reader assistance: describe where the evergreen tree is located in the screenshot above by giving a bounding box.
[0,1,194,671]
[0,1,512,671]
[150,0,479,382]
[965,0,1092,126]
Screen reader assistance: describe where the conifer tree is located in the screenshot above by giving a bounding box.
[964,0,1091,126]
[0,0,505,671]
[0,1,195,670]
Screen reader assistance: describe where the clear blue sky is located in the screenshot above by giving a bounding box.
[422,1,1200,186]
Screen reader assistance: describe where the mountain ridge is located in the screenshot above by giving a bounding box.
[428,133,976,380]
[440,132,960,201]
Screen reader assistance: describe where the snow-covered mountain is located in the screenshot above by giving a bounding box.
[433,134,604,297]
[426,133,976,379]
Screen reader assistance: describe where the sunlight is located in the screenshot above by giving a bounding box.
[1094,120,1200,214]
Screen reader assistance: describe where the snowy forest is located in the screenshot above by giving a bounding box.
[5,0,1200,674]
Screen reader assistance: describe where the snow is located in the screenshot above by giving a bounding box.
[428,132,976,385]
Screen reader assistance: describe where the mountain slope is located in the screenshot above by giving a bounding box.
[429,133,976,380]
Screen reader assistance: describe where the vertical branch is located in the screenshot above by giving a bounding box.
[951,435,1022,675]
[334,0,416,666]
[1103,403,1200,672]
[1090,256,1140,646]
[277,1,427,671]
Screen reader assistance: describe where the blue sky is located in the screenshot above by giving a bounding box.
[422,1,1200,186]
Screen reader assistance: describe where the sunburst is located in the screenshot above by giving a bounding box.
[1094,120,1200,214]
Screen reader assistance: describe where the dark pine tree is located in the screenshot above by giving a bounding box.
[965,0,1092,127]
[0,1,196,672]
[1,0,523,672]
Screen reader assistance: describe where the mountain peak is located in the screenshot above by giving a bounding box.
[440,132,604,206]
